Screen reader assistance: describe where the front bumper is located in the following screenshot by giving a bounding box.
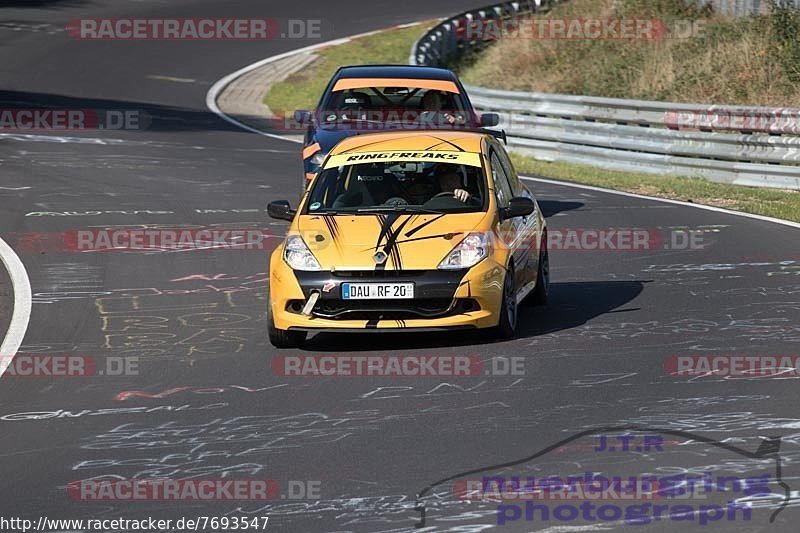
[269,256,506,331]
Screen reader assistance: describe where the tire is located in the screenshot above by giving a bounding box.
[268,299,307,349]
[492,265,518,339]
[530,238,549,306]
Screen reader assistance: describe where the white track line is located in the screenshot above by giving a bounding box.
[521,175,800,229]
[0,236,32,377]
[206,21,800,231]
[206,22,422,145]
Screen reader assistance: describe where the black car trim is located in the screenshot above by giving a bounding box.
[293,269,467,300]
[287,325,477,334]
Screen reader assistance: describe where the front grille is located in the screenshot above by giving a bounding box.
[287,298,479,320]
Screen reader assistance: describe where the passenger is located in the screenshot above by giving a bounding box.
[356,165,402,205]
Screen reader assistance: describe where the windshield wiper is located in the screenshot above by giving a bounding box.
[356,205,446,214]
[328,117,386,125]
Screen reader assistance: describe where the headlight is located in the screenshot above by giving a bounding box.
[310,152,326,166]
[438,232,491,270]
[283,235,322,271]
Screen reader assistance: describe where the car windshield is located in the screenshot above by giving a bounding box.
[321,86,468,126]
[305,159,487,214]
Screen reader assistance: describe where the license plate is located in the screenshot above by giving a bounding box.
[341,282,414,300]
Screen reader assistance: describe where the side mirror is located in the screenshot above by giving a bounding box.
[267,200,296,221]
[294,110,312,125]
[500,197,535,221]
[480,113,500,127]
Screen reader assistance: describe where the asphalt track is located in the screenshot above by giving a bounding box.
[1,1,799,532]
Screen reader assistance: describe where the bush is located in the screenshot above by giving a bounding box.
[770,0,800,82]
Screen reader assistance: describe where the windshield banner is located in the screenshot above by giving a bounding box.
[324,150,482,169]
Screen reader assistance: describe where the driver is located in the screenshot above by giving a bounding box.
[420,90,457,125]
[437,171,471,203]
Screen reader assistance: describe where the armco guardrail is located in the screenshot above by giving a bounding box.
[411,2,800,190]
[466,86,800,189]
[701,0,800,16]
[409,0,554,68]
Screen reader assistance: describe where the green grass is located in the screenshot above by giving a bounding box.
[512,154,800,222]
[456,0,800,107]
[264,23,431,114]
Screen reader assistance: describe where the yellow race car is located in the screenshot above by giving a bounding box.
[266,130,548,348]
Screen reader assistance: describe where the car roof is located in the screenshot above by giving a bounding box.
[328,130,487,155]
[335,65,458,81]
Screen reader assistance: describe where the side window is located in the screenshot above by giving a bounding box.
[489,152,513,208]
[495,145,524,196]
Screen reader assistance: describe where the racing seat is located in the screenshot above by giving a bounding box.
[340,91,371,120]
[333,164,397,208]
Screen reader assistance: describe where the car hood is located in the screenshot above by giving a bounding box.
[314,121,476,154]
[315,126,358,154]
[296,212,489,270]
[315,123,405,153]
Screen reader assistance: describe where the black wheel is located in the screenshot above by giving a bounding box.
[492,265,517,339]
[530,237,550,306]
[268,299,307,349]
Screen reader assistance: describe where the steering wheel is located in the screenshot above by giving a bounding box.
[384,197,409,207]
[431,191,479,204]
